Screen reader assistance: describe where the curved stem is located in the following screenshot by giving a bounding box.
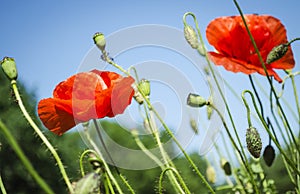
[11,80,73,193]
[83,126,123,194]
[183,11,258,192]
[147,110,187,194]
[158,167,190,194]
[242,90,299,174]
[79,149,97,177]
[233,0,299,154]
[0,120,54,194]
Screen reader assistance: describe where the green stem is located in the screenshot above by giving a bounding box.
[132,130,163,166]
[11,80,74,193]
[183,11,258,193]
[147,110,187,194]
[158,167,189,194]
[79,149,95,177]
[104,172,115,194]
[98,35,213,193]
[233,0,299,154]
[0,172,7,194]
[242,90,299,174]
[83,127,124,194]
[0,120,54,194]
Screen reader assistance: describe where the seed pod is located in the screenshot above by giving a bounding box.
[266,44,288,64]
[1,57,18,80]
[206,165,216,184]
[220,158,232,176]
[74,172,101,194]
[93,32,106,52]
[187,93,207,108]
[246,127,262,159]
[263,145,275,167]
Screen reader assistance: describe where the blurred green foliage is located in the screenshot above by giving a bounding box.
[0,70,295,193]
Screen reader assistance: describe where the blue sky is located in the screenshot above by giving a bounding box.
[1,1,299,161]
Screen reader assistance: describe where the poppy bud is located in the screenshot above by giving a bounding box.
[246,127,262,159]
[184,25,199,49]
[206,165,216,184]
[206,97,213,119]
[187,93,207,108]
[220,158,232,176]
[93,32,106,52]
[263,145,275,167]
[190,118,198,134]
[266,43,288,64]
[138,79,150,97]
[74,172,101,194]
[1,57,18,80]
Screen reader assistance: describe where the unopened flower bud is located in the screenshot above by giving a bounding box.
[266,44,288,64]
[220,158,232,176]
[1,57,18,80]
[93,32,106,52]
[246,127,262,159]
[187,93,207,108]
[184,25,200,49]
[263,145,275,167]
[138,79,150,97]
[190,118,198,134]
[206,165,216,184]
[74,172,100,194]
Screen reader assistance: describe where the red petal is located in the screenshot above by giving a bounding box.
[38,98,76,135]
[206,14,295,82]
[108,76,135,117]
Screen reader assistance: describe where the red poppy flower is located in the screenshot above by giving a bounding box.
[38,70,135,135]
[206,14,295,82]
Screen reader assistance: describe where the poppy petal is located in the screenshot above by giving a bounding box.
[38,98,76,135]
[206,14,295,82]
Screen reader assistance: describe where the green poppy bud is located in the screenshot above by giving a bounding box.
[190,118,198,134]
[74,172,100,194]
[246,127,262,159]
[184,25,199,49]
[187,93,207,108]
[220,158,232,176]
[138,79,150,97]
[93,32,106,52]
[206,165,216,184]
[263,145,275,167]
[1,57,18,80]
[266,44,288,64]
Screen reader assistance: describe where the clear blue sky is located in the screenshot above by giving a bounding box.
[1,1,299,163]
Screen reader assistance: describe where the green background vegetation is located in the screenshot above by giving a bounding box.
[0,70,294,193]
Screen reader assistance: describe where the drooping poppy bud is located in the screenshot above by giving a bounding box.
[1,57,18,80]
[187,93,207,108]
[266,44,289,64]
[246,127,262,159]
[263,145,275,167]
[73,172,101,194]
[206,165,216,184]
[93,32,106,52]
[184,25,199,49]
[220,158,232,176]
[190,118,198,134]
[138,79,150,97]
